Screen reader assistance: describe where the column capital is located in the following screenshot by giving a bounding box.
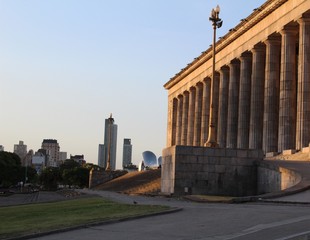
[189,86,196,92]
[183,90,189,96]
[251,43,266,53]
[228,59,240,68]
[297,16,310,25]
[280,25,298,35]
[239,51,252,61]
[203,77,211,85]
[196,81,203,88]
[264,34,281,45]
[219,65,229,74]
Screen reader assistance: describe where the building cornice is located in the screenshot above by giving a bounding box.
[164,0,288,90]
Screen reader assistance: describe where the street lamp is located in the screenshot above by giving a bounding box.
[205,5,223,147]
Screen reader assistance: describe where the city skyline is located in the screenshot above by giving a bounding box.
[0,0,266,169]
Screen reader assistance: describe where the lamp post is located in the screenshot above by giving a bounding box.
[205,5,223,147]
[105,113,114,171]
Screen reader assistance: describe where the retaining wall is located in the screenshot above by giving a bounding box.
[257,162,302,194]
[161,146,263,197]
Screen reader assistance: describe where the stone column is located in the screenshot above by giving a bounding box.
[175,95,183,145]
[166,97,175,147]
[187,87,196,145]
[263,35,281,153]
[193,83,203,146]
[296,16,310,150]
[214,73,220,141]
[249,43,266,149]
[170,97,178,146]
[278,26,298,152]
[200,78,211,145]
[181,91,189,145]
[217,66,229,148]
[237,52,252,149]
[226,60,240,148]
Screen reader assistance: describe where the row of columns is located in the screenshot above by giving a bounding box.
[169,16,310,154]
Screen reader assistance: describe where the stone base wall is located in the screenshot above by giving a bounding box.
[161,146,263,197]
[257,162,301,194]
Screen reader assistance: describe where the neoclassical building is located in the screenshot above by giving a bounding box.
[164,0,310,155]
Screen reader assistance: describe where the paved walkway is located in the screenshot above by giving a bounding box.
[30,189,310,240]
[273,189,310,203]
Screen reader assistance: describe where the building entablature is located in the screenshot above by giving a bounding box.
[164,0,309,99]
[164,0,310,154]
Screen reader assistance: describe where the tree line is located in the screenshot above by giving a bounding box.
[0,151,99,190]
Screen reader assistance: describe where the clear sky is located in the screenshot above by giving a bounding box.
[0,0,266,169]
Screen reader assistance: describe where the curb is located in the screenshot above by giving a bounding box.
[183,185,310,204]
[183,195,234,203]
[4,207,182,240]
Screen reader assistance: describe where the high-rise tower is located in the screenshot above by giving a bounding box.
[41,139,60,167]
[14,141,27,163]
[122,138,132,168]
[98,114,118,170]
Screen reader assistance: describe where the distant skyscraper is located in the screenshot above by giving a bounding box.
[59,151,67,162]
[98,114,118,170]
[24,150,34,167]
[41,139,60,166]
[122,138,132,168]
[98,144,105,168]
[14,141,27,161]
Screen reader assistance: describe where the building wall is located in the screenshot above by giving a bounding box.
[161,146,263,196]
[164,0,310,155]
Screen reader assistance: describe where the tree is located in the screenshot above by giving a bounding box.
[59,159,80,173]
[39,167,61,191]
[71,167,89,188]
[21,166,38,184]
[38,160,90,190]
[0,151,22,187]
[61,166,89,188]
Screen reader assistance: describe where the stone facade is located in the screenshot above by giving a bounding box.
[164,0,310,155]
[162,0,310,196]
[161,146,263,196]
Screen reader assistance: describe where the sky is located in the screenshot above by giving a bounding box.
[0,0,266,169]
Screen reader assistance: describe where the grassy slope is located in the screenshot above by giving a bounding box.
[95,169,161,194]
[0,197,169,239]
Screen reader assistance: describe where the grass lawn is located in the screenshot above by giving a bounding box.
[0,197,170,239]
